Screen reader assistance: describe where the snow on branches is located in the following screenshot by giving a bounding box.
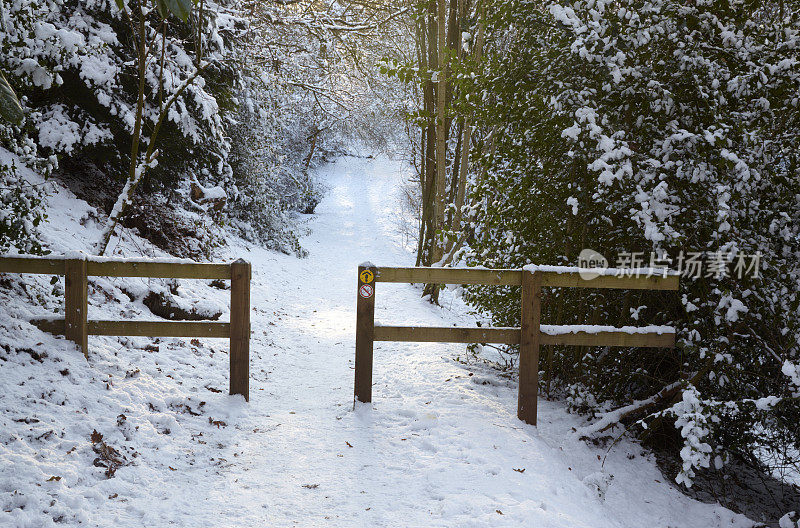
[460,0,800,494]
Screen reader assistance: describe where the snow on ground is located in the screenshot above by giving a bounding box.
[0,155,759,527]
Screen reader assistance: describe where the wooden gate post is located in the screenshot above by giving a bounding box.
[518,269,542,425]
[354,264,376,403]
[65,256,88,358]
[230,259,251,401]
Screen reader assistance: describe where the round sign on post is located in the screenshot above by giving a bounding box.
[355,265,376,404]
[359,283,374,299]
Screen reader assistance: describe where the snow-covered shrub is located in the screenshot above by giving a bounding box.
[456,0,800,490]
[779,511,800,528]
[784,361,800,398]
[1,0,407,256]
[566,383,602,416]
[224,26,322,255]
[0,0,244,253]
[0,158,46,254]
[0,78,53,254]
[670,386,714,488]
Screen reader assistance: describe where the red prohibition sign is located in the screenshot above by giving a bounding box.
[359,283,374,299]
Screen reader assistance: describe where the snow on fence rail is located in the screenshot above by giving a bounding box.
[354,265,679,426]
[0,255,251,401]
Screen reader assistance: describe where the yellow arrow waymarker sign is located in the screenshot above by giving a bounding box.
[359,269,374,283]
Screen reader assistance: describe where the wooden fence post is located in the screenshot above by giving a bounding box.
[230,259,251,401]
[518,269,542,425]
[65,256,88,358]
[354,264,376,403]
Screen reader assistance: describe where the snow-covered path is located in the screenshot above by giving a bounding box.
[117,156,748,527]
[0,155,754,527]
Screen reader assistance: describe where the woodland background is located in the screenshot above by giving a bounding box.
[1,0,799,519]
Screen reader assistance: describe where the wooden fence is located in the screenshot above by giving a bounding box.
[0,255,251,401]
[354,265,679,425]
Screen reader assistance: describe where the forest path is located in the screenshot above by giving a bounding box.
[143,156,750,527]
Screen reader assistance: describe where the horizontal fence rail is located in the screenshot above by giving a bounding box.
[0,254,251,401]
[0,256,231,279]
[373,325,676,348]
[374,325,521,344]
[355,264,679,426]
[32,318,233,338]
[374,266,679,290]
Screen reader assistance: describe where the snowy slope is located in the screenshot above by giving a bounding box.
[0,155,758,527]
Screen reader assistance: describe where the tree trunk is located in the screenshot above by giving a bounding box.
[420,8,438,270]
[415,126,428,267]
[303,127,319,171]
[415,18,428,267]
[420,0,440,298]
[433,0,447,264]
[98,6,206,256]
[97,6,149,255]
[448,119,464,223]
[448,10,484,258]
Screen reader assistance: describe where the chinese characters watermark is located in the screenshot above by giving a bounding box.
[577,249,761,280]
